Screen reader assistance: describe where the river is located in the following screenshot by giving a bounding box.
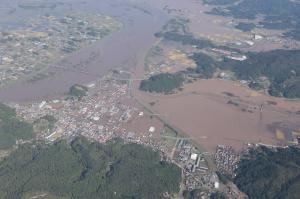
[0,0,168,102]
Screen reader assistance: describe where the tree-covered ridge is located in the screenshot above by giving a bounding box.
[220,49,300,98]
[190,49,300,98]
[204,0,300,40]
[0,103,33,149]
[0,137,181,199]
[234,146,300,199]
[140,73,185,93]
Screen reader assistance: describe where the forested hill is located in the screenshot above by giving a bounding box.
[203,0,300,40]
[0,137,181,199]
[220,49,300,98]
[0,103,33,149]
[234,146,300,199]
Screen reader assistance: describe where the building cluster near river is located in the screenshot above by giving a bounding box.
[10,73,224,196]
[0,0,300,198]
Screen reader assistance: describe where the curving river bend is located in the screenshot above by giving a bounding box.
[0,0,168,102]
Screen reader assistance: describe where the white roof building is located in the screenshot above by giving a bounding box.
[191,153,198,161]
[214,182,220,189]
[149,126,155,133]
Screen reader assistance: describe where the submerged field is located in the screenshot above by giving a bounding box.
[135,79,300,152]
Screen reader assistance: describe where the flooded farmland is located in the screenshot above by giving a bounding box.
[135,79,300,152]
[0,0,299,153]
[0,0,295,102]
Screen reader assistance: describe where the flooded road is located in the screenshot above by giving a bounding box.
[0,0,168,102]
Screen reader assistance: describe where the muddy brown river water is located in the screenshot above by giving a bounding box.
[0,0,168,102]
[135,79,300,152]
[1,0,299,152]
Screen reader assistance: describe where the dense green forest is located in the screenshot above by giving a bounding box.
[235,22,256,32]
[33,115,57,132]
[0,103,33,149]
[140,73,184,93]
[210,192,226,199]
[183,189,203,199]
[220,49,300,98]
[204,0,300,40]
[234,146,300,199]
[68,84,88,99]
[189,49,300,98]
[0,137,181,199]
[190,52,217,78]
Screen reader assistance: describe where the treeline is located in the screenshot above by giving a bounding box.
[142,49,300,98]
[33,115,57,132]
[68,84,88,99]
[156,31,215,49]
[0,137,181,199]
[0,103,33,149]
[235,22,256,32]
[204,0,300,40]
[140,73,185,93]
[183,190,226,199]
[154,18,215,49]
[189,49,300,98]
[155,18,238,52]
[234,146,300,199]
[152,16,300,98]
[220,49,300,98]
[190,53,217,78]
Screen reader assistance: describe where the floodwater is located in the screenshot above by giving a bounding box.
[0,0,168,102]
[0,0,294,102]
[135,79,300,152]
[1,0,299,152]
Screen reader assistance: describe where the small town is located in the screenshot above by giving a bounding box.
[0,0,300,198]
[10,71,238,197]
[214,145,239,177]
[0,11,121,86]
